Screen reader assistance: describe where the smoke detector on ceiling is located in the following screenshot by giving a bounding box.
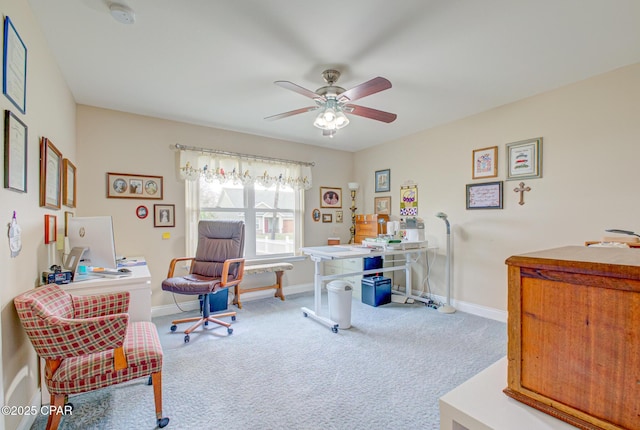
[109,3,136,24]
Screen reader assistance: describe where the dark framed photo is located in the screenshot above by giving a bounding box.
[466,181,503,210]
[107,172,163,199]
[3,17,27,114]
[375,169,390,193]
[62,158,76,208]
[39,137,62,210]
[322,213,332,223]
[154,204,175,227]
[320,186,342,208]
[4,110,27,193]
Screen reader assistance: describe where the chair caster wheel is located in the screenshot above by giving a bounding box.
[184,335,190,343]
[231,315,236,321]
[170,325,177,332]
[65,402,74,412]
[331,325,339,333]
[204,321,209,326]
[147,376,153,385]
[158,417,170,428]
[227,327,233,335]
[303,312,308,318]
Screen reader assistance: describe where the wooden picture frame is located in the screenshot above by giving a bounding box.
[44,214,57,244]
[472,146,498,179]
[4,110,27,192]
[62,158,76,208]
[3,17,27,114]
[154,204,175,227]
[466,181,503,210]
[375,169,390,193]
[322,213,332,223]
[320,186,342,208]
[312,208,321,222]
[375,196,391,215]
[64,211,73,237]
[39,137,62,209]
[335,210,343,223]
[107,172,163,199]
[506,137,543,180]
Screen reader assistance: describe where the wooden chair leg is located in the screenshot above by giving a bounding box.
[46,394,66,430]
[152,372,170,428]
[274,270,286,301]
[233,284,243,309]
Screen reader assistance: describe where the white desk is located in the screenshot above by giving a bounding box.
[300,245,427,332]
[439,357,576,430]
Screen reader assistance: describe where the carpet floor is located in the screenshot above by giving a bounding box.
[30,292,506,430]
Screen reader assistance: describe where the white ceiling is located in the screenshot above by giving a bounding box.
[27,0,640,152]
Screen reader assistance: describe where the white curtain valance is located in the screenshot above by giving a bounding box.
[178,149,312,190]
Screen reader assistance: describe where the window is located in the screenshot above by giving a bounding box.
[187,178,304,259]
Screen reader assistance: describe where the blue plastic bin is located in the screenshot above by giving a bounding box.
[361,276,391,307]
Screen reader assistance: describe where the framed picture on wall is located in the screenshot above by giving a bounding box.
[374,196,391,215]
[506,138,542,180]
[375,169,390,192]
[107,172,164,199]
[320,186,342,208]
[466,181,503,209]
[472,146,498,179]
[39,137,62,210]
[4,110,27,193]
[62,158,76,208]
[154,204,175,227]
[3,17,27,114]
[44,214,57,244]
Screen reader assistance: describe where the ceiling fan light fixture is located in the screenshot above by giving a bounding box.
[109,3,136,24]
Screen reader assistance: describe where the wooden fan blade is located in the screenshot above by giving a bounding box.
[265,106,318,121]
[275,81,325,100]
[338,77,392,102]
[345,104,397,123]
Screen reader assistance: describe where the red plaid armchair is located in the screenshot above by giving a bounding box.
[14,284,169,430]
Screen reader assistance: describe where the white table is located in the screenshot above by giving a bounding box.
[300,244,427,332]
[439,357,576,430]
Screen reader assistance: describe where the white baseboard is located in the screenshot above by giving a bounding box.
[428,293,506,323]
[151,283,314,318]
[16,390,41,430]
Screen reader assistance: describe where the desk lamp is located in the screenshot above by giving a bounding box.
[436,212,455,314]
[348,182,359,244]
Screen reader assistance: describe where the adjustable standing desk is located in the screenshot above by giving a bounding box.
[300,244,428,332]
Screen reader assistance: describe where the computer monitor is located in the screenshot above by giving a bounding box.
[66,216,118,271]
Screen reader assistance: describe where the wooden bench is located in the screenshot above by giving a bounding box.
[233,262,294,309]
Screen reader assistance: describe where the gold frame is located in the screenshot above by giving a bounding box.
[374,196,391,215]
[62,158,76,208]
[472,146,498,179]
[320,186,342,208]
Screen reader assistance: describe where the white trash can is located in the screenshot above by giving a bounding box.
[327,280,353,329]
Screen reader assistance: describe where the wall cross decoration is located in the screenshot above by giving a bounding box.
[513,182,531,205]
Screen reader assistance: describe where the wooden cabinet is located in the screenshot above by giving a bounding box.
[505,246,640,430]
[355,214,388,244]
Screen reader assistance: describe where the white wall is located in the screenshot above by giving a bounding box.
[353,63,640,315]
[0,1,77,429]
[76,105,356,309]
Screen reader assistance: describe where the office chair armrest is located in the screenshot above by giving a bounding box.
[39,313,129,360]
[221,258,245,287]
[167,257,195,277]
[72,291,131,319]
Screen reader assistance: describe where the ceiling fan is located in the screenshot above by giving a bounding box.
[265,69,397,138]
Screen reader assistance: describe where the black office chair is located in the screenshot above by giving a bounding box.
[162,220,245,343]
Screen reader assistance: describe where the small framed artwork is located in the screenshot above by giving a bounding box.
[312,208,321,222]
[107,172,164,199]
[3,17,27,114]
[62,159,76,208]
[375,169,390,193]
[136,205,149,219]
[64,211,73,237]
[322,213,332,223]
[4,110,27,193]
[472,146,498,179]
[320,186,342,208]
[39,137,62,210]
[44,214,57,244]
[466,181,503,210]
[154,204,175,227]
[375,196,391,215]
[335,210,343,223]
[506,137,542,180]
